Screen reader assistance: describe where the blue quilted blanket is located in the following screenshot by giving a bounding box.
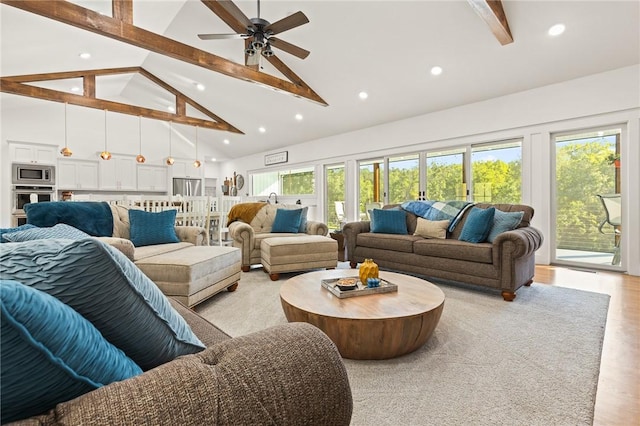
[24,201,113,237]
[401,200,474,232]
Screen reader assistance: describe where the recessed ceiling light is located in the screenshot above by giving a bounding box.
[295,113,303,121]
[79,52,91,59]
[258,126,266,133]
[211,158,217,162]
[548,24,565,36]
[70,86,80,92]
[167,106,175,112]
[195,83,205,91]
[223,139,230,144]
[430,66,443,76]
[358,91,368,100]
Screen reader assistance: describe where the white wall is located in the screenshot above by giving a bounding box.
[219,65,640,276]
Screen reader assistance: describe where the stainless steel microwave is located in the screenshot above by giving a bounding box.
[12,163,55,186]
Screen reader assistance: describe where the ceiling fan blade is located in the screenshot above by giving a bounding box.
[264,11,309,35]
[201,0,254,34]
[269,37,310,59]
[198,33,247,40]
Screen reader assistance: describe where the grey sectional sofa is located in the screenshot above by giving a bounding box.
[343,203,543,301]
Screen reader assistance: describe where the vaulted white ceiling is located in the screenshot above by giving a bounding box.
[1,0,639,161]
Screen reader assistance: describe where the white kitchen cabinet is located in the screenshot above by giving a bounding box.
[137,165,168,192]
[171,159,203,179]
[99,155,137,191]
[58,159,99,190]
[9,142,57,165]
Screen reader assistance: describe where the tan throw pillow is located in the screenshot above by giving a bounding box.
[414,218,449,239]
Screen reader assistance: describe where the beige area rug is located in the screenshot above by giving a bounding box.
[196,264,609,426]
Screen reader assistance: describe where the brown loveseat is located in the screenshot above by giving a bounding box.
[343,203,543,301]
[11,298,353,425]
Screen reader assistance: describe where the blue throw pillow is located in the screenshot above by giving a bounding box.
[458,207,496,243]
[2,223,90,242]
[272,208,303,233]
[487,210,524,242]
[370,208,408,235]
[1,280,142,423]
[129,209,180,247]
[0,239,205,371]
[0,224,36,242]
[298,206,309,233]
[25,201,113,237]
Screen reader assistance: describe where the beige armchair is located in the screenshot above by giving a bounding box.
[228,203,328,271]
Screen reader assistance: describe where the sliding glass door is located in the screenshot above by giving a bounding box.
[553,127,623,268]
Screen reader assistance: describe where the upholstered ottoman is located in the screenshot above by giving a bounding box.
[261,236,338,281]
[135,246,241,307]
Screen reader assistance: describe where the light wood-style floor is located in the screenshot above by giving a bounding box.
[534,265,639,425]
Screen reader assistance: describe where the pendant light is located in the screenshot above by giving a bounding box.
[100,109,112,160]
[166,122,175,165]
[135,116,146,163]
[193,126,202,168]
[60,102,73,157]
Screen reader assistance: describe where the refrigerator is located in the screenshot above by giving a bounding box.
[172,178,202,197]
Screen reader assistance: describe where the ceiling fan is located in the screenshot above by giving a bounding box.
[198,0,310,67]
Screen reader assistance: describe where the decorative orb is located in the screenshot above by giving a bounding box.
[193,159,202,168]
[136,154,146,163]
[100,151,112,160]
[166,156,175,165]
[60,147,73,157]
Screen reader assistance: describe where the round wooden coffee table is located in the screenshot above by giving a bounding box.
[279,270,445,360]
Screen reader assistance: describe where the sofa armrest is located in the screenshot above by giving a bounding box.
[175,226,207,246]
[19,323,352,426]
[342,221,371,261]
[305,220,328,236]
[492,226,544,264]
[228,221,254,266]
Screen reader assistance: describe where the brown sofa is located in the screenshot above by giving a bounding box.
[343,203,543,301]
[11,298,353,425]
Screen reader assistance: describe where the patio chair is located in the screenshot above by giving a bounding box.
[596,193,621,266]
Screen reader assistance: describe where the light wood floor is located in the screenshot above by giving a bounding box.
[534,265,639,425]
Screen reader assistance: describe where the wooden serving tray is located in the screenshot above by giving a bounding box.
[321,277,398,299]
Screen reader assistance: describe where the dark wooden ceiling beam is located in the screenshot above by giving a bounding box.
[467,0,513,45]
[0,78,240,132]
[1,66,243,134]
[112,0,133,24]
[0,0,328,106]
[83,74,96,97]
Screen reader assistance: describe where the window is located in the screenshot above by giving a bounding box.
[251,166,315,196]
[388,154,419,204]
[358,159,385,219]
[426,148,466,200]
[470,140,521,203]
[325,164,345,231]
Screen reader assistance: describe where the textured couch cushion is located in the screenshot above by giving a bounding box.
[24,201,113,236]
[0,224,37,242]
[458,207,496,243]
[0,280,141,423]
[2,223,90,242]
[487,209,525,242]
[357,232,421,253]
[370,208,408,234]
[414,218,450,239]
[413,239,493,263]
[129,209,180,247]
[0,239,205,370]
[272,208,303,233]
[133,241,193,261]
